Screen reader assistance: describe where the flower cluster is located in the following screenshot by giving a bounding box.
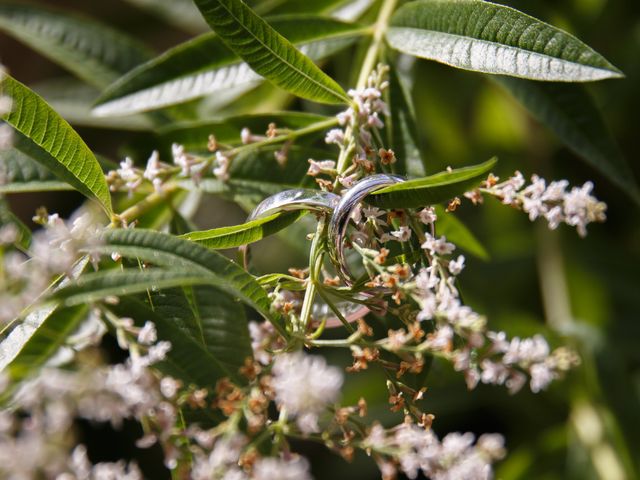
[0,210,103,326]
[468,172,607,237]
[309,64,393,189]
[364,422,506,480]
[0,315,175,479]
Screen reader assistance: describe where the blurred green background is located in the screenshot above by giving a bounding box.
[1,0,639,478]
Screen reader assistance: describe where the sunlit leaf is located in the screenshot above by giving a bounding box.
[368,158,497,209]
[493,77,640,205]
[192,2,349,103]
[1,76,112,214]
[94,16,358,115]
[0,3,151,89]
[387,0,623,81]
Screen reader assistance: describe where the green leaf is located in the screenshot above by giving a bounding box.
[387,0,623,82]
[191,2,349,103]
[181,211,303,249]
[107,297,231,395]
[152,286,252,379]
[367,158,497,209]
[157,111,330,151]
[54,269,212,306]
[94,15,356,115]
[98,229,285,336]
[434,206,489,260]
[1,76,112,215]
[0,305,89,401]
[0,3,151,89]
[492,77,640,205]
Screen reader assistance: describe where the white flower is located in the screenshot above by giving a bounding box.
[448,255,465,275]
[214,151,230,182]
[325,128,345,145]
[137,321,157,345]
[418,207,437,225]
[253,456,312,480]
[307,159,335,176]
[421,234,455,255]
[529,363,555,392]
[390,225,411,242]
[271,351,343,431]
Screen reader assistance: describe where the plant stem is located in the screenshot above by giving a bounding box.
[356,0,398,89]
[111,183,179,227]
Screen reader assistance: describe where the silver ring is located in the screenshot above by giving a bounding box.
[328,174,405,285]
[242,188,340,270]
[247,189,339,221]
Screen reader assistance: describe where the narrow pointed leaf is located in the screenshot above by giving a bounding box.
[98,229,285,336]
[191,2,349,103]
[181,211,303,249]
[1,76,112,214]
[493,77,640,205]
[387,0,623,82]
[54,270,211,306]
[94,16,359,115]
[0,3,151,89]
[367,158,497,209]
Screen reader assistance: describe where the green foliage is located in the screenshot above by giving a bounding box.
[191,0,349,103]
[1,76,112,215]
[94,16,361,115]
[181,211,303,248]
[387,0,623,81]
[368,158,497,208]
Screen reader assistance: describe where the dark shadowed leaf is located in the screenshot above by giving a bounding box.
[493,76,640,205]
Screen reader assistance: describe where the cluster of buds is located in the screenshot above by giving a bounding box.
[310,65,395,190]
[468,172,607,237]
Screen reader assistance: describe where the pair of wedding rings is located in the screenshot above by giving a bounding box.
[247,174,404,287]
[246,174,404,328]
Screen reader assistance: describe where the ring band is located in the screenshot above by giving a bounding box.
[328,174,405,285]
[247,188,339,221]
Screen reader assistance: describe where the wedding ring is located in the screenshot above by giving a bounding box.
[247,188,340,221]
[328,174,405,285]
[242,188,340,269]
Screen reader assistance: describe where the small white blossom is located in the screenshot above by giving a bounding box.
[271,351,343,433]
